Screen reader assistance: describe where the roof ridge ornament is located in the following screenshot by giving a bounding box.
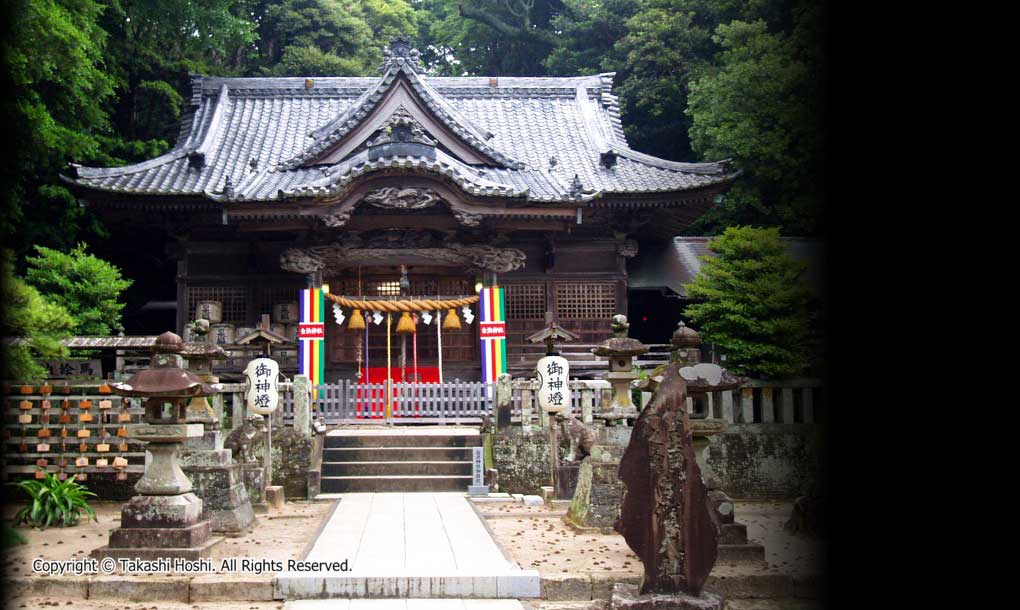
[569,174,584,199]
[380,36,421,74]
[366,106,436,148]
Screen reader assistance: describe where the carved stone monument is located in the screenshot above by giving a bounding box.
[92,332,222,560]
[613,362,723,610]
[667,323,764,563]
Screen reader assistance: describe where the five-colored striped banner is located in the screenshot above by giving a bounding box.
[299,288,325,399]
[479,286,507,391]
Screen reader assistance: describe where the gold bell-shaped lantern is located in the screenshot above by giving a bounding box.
[348,308,366,331]
[443,308,461,330]
[396,311,416,334]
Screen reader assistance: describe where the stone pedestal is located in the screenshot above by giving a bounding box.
[691,419,765,564]
[181,430,256,535]
[565,444,625,533]
[92,423,221,561]
[555,463,579,500]
[242,462,267,508]
[610,583,723,610]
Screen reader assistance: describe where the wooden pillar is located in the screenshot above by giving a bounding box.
[176,258,187,335]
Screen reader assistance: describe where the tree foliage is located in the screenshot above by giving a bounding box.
[686,4,824,234]
[683,226,811,379]
[1,255,76,381]
[24,244,133,336]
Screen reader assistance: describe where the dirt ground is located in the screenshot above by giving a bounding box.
[478,499,824,579]
[3,500,332,579]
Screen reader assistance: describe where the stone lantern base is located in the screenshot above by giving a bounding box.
[610,583,723,610]
[182,429,257,535]
[564,444,626,533]
[91,492,223,560]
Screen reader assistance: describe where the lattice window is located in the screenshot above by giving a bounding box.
[505,283,547,320]
[555,282,617,320]
[185,286,248,325]
[330,278,472,297]
[373,281,401,296]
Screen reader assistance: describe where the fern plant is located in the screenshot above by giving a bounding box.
[9,470,97,529]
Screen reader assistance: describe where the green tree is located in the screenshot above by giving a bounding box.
[421,0,562,75]
[251,0,418,76]
[683,226,811,379]
[24,244,133,336]
[1,0,118,255]
[686,5,824,234]
[543,0,635,76]
[1,256,77,381]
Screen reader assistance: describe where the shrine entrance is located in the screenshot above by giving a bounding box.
[325,268,479,377]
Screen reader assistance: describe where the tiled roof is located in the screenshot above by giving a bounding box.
[66,57,736,205]
[628,237,825,297]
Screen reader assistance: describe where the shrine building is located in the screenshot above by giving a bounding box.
[63,40,737,382]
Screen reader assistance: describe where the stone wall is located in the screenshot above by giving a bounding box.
[270,428,313,499]
[492,423,823,499]
[706,424,822,499]
[490,430,568,496]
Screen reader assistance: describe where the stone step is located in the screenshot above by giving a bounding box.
[718,543,767,563]
[721,522,749,545]
[325,433,481,449]
[323,447,475,462]
[320,475,473,493]
[322,461,472,477]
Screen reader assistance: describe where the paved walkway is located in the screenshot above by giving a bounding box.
[275,493,540,600]
[284,601,526,609]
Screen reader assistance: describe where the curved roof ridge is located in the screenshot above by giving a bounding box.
[278,148,527,201]
[67,85,228,180]
[278,61,524,171]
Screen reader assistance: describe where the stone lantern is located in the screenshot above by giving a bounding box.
[92,331,222,560]
[591,314,648,425]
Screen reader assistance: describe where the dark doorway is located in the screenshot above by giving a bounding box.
[626,289,686,345]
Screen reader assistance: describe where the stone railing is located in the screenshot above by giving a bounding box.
[511,378,612,426]
[638,377,823,425]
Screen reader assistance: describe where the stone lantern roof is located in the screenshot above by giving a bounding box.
[112,332,219,398]
[671,321,702,349]
[591,314,649,357]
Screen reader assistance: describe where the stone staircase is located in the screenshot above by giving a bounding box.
[320,428,480,493]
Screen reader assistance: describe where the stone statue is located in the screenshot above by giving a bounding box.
[615,363,721,601]
[556,413,595,463]
[224,415,268,465]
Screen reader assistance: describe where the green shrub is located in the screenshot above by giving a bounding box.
[684,226,812,379]
[9,471,97,529]
[1,523,27,548]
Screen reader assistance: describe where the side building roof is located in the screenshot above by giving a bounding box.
[628,237,825,297]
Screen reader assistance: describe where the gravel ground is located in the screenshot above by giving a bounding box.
[479,500,825,579]
[3,500,332,579]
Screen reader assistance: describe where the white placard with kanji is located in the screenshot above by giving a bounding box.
[536,355,570,413]
[244,357,280,415]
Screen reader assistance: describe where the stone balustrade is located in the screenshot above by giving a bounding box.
[638,378,823,425]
